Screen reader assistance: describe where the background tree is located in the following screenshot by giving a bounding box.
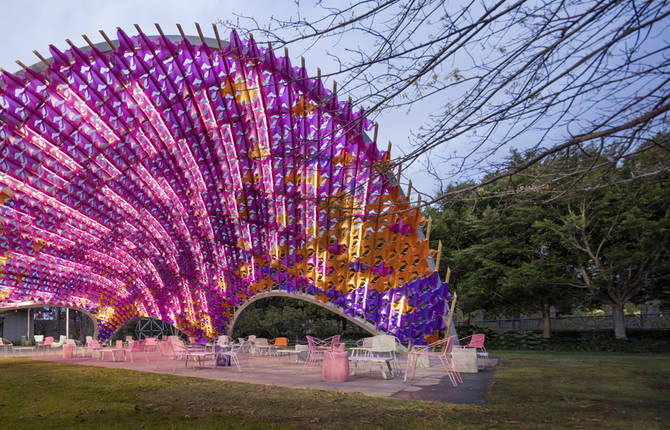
[538,145,670,339]
[445,182,581,338]
[433,143,670,339]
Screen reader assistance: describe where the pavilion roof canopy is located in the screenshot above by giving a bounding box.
[0,27,450,342]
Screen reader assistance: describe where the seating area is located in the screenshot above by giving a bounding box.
[2,330,495,402]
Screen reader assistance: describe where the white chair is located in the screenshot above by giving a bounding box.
[253,338,271,355]
[0,338,13,355]
[34,335,44,344]
[217,335,230,347]
[371,335,399,375]
[350,336,374,358]
[51,335,67,348]
[217,342,253,371]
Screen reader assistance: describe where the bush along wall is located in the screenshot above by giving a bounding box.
[456,326,670,353]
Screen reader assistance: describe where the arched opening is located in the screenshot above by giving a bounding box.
[112,317,184,341]
[229,292,383,344]
[0,304,96,344]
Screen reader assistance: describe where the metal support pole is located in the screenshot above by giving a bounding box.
[27,308,30,339]
[66,308,70,339]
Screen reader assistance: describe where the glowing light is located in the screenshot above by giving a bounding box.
[0,29,450,343]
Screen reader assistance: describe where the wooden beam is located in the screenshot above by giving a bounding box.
[425,216,432,242]
[444,292,457,340]
[435,240,442,272]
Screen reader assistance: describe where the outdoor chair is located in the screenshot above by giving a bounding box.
[302,335,340,372]
[370,335,400,375]
[217,335,230,347]
[144,337,158,352]
[125,339,149,362]
[216,342,253,371]
[350,336,374,358]
[273,337,288,348]
[51,335,67,349]
[404,335,462,387]
[157,340,189,372]
[34,335,44,344]
[170,338,188,359]
[236,339,253,355]
[0,338,13,355]
[37,336,54,353]
[253,338,271,355]
[86,338,103,359]
[454,333,490,365]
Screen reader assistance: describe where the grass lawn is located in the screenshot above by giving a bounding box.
[0,351,668,429]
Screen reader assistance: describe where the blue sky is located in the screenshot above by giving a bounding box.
[0,0,437,195]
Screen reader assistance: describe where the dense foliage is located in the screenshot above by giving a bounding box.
[232,297,366,342]
[432,144,670,339]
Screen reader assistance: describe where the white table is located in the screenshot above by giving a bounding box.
[184,351,217,368]
[349,356,394,379]
[99,348,128,362]
[12,346,35,356]
[276,349,303,362]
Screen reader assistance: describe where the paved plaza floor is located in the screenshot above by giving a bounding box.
[12,349,497,404]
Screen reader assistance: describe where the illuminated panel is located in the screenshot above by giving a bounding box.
[0,29,451,343]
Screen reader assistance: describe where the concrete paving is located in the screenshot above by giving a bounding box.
[15,349,497,404]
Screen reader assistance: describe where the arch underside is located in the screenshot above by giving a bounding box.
[229,291,386,338]
[0,28,450,344]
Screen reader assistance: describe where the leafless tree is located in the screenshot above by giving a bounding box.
[220,0,670,201]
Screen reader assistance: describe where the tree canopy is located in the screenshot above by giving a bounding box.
[430,143,670,339]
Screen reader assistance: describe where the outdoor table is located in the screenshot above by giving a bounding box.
[349,356,394,379]
[215,346,232,366]
[322,350,349,382]
[62,343,74,359]
[12,346,35,356]
[0,344,13,356]
[276,349,301,362]
[99,348,127,362]
[255,345,279,356]
[184,351,217,368]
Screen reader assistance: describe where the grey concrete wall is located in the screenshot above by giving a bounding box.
[1,310,34,342]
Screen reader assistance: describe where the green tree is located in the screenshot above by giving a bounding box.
[538,162,670,339]
[448,189,579,338]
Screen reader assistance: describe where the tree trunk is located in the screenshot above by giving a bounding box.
[612,301,628,340]
[465,312,471,326]
[542,303,551,339]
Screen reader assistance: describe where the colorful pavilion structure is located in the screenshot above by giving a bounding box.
[0,26,451,343]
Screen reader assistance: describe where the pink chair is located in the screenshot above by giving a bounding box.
[302,335,341,372]
[144,337,158,352]
[87,339,103,359]
[404,335,463,387]
[157,340,188,372]
[36,336,54,353]
[125,339,149,362]
[454,334,490,365]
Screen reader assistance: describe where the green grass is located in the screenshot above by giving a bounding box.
[0,351,668,429]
